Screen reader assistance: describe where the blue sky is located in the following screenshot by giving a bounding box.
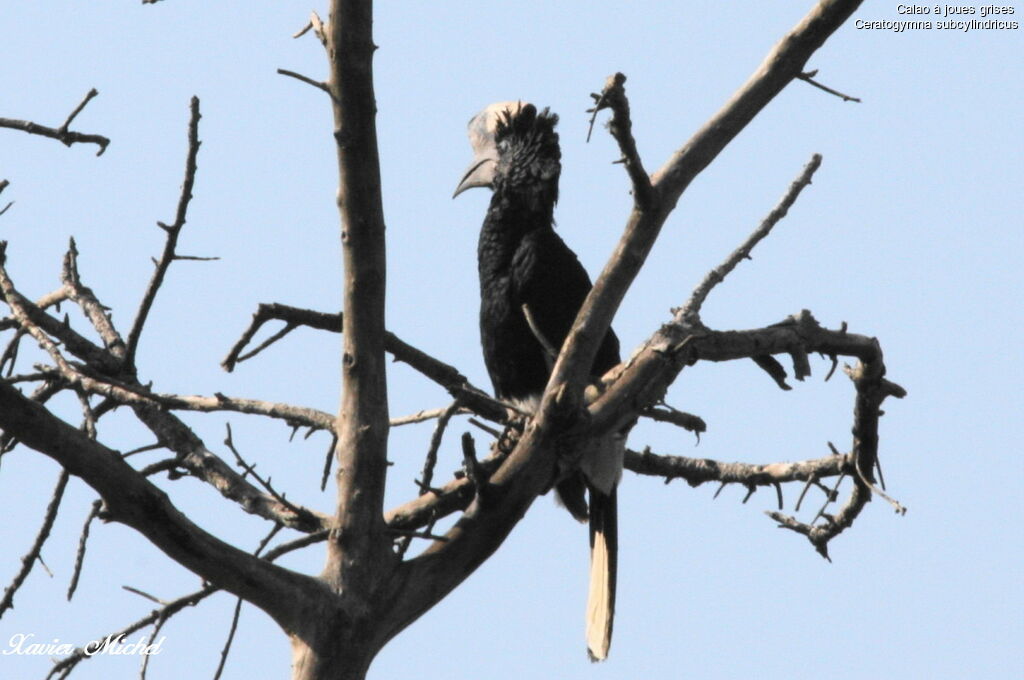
[1,2,1021,679]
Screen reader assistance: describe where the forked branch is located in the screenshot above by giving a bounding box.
[0,89,110,155]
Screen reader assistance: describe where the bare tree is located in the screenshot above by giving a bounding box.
[0,2,905,679]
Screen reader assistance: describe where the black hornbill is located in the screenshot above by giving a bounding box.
[454,101,624,661]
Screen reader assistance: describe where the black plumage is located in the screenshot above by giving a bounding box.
[476,108,620,406]
[455,102,622,661]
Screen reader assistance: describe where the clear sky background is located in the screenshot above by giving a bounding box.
[1,2,1021,679]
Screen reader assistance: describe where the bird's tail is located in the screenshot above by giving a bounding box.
[586,486,617,662]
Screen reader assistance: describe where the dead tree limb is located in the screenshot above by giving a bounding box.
[0,89,110,155]
[0,469,69,618]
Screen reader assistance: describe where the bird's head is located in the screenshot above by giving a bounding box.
[453,101,561,200]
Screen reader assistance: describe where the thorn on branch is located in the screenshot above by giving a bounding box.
[320,434,337,491]
[824,352,839,381]
[795,475,815,512]
[752,355,791,390]
[642,403,707,435]
[0,180,11,216]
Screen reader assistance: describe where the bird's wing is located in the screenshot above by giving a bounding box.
[509,228,621,375]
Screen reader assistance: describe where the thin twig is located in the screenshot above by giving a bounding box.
[223,302,508,423]
[391,406,463,427]
[67,500,103,600]
[0,180,11,217]
[49,524,299,680]
[212,598,245,680]
[0,89,110,155]
[587,72,653,207]
[124,96,202,368]
[223,423,310,521]
[60,89,100,130]
[277,68,332,96]
[60,238,127,359]
[467,418,503,439]
[0,470,70,618]
[417,401,462,495]
[641,404,706,436]
[122,585,167,605]
[681,153,823,323]
[521,303,559,362]
[320,433,338,492]
[212,525,280,680]
[797,70,862,103]
[45,586,218,680]
[852,455,906,514]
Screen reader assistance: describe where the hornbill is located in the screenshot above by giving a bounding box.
[454,101,624,661]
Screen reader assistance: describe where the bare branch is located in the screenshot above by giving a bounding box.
[67,500,103,601]
[144,389,335,433]
[547,0,865,417]
[0,378,326,636]
[0,179,11,216]
[53,523,299,680]
[131,403,332,532]
[320,433,338,492]
[277,68,332,96]
[0,245,121,374]
[0,469,69,619]
[383,436,511,533]
[588,72,653,207]
[680,153,823,322]
[0,380,63,454]
[521,303,559,363]
[60,89,100,132]
[417,401,462,496]
[213,597,245,680]
[223,423,317,525]
[391,406,465,427]
[122,584,168,606]
[624,446,847,489]
[797,69,862,103]
[641,404,706,435]
[0,287,67,333]
[125,96,202,368]
[382,4,871,645]
[0,89,110,155]
[60,238,127,359]
[212,525,280,680]
[223,302,508,423]
[46,586,217,680]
